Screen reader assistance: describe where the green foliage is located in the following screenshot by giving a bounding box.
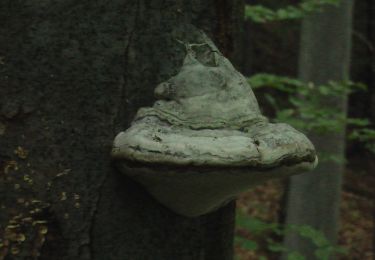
[287,251,306,260]
[248,73,374,155]
[235,237,258,251]
[235,212,347,259]
[236,213,279,234]
[349,128,375,153]
[245,0,341,23]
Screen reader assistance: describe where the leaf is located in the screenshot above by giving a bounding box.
[235,237,258,251]
[287,251,306,260]
[264,93,279,110]
[236,213,279,234]
[314,247,332,260]
[314,245,348,260]
[14,146,28,159]
[346,118,370,126]
[39,226,48,235]
[267,240,288,252]
[245,0,341,23]
[294,225,329,247]
[16,234,26,242]
[11,247,20,255]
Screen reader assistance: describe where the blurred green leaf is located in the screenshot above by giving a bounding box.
[267,239,288,253]
[287,251,306,260]
[249,73,373,155]
[236,212,279,234]
[235,237,259,251]
[245,0,341,23]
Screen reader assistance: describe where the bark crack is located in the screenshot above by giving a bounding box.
[87,170,109,259]
[115,0,141,129]
[86,0,142,258]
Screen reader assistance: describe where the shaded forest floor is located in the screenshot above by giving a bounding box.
[235,156,374,260]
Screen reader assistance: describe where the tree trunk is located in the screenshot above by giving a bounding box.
[282,1,354,259]
[370,0,375,123]
[0,1,243,259]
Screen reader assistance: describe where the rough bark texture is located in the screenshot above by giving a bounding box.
[0,0,243,259]
[282,1,353,259]
[369,0,375,123]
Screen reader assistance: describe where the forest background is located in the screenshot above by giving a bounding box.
[235,0,374,259]
[0,0,373,259]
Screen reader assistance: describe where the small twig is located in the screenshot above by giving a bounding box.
[352,30,375,52]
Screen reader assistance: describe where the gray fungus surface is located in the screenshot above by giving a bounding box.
[111,40,317,217]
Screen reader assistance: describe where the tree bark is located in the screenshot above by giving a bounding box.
[369,0,375,123]
[0,1,243,259]
[282,1,354,259]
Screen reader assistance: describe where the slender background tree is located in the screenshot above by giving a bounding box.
[282,1,354,258]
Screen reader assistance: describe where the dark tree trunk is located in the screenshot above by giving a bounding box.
[0,1,243,259]
[369,0,375,123]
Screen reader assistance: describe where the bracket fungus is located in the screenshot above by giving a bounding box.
[112,42,317,217]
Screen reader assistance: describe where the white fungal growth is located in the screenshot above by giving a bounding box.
[112,40,317,217]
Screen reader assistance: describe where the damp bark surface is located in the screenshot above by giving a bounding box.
[0,0,244,259]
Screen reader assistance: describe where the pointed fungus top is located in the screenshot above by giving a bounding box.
[111,41,317,217]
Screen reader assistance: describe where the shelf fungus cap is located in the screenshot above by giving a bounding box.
[112,43,317,217]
